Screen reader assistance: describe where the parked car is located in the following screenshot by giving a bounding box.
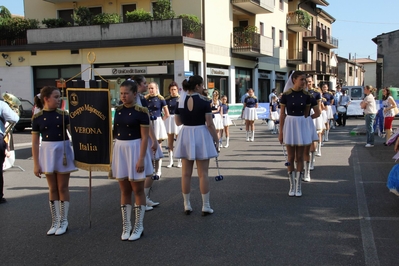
[14,98,34,131]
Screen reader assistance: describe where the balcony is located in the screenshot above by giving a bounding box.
[286,11,311,32]
[43,0,80,3]
[0,19,204,52]
[231,0,274,14]
[232,31,273,57]
[303,26,338,49]
[287,49,310,65]
[326,65,338,76]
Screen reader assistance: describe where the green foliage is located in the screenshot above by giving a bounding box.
[0,5,12,20]
[42,18,70,28]
[178,14,201,34]
[233,26,258,46]
[294,9,311,28]
[0,17,39,40]
[125,9,153,22]
[153,0,175,20]
[92,13,121,25]
[71,7,93,26]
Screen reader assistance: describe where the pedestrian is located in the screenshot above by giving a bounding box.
[174,75,219,216]
[31,86,77,235]
[321,84,334,141]
[131,75,160,211]
[112,80,152,241]
[211,90,224,149]
[268,88,277,103]
[278,71,318,197]
[269,95,279,134]
[337,89,351,126]
[220,95,232,148]
[382,87,397,145]
[0,97,19,204]
[164,81,183,168]
[243,88,258,142]
[360,85,377,147]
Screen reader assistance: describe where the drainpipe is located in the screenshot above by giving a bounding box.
[202,0,207,85]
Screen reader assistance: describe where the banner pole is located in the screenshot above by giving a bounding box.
[89,169,92,228]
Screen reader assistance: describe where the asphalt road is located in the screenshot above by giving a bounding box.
[1,118,398,266]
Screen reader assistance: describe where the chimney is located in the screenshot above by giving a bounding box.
[349,53,351,60]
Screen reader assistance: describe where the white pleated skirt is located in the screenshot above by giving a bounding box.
[39,140,77,174]
[222,114,233,127]
[244,107,258,121]
[152,117,168,140]
[213,113,224,130]
[174,125,218,160]
[326,105,334,119]
[306,116,319,142]
[270,111,279,121]
[112,139,152,181]
[283,116,312,146]
[313,115,325,132]
[321,110,328,124]
[164,114,182,135]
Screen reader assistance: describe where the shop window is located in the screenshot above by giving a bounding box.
[235,69,252,103]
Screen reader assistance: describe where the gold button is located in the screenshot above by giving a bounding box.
[45,127,47,129]
[59,134,61,136]
[117,124,119,126]
[118,112,121,115]
[46,135,48,138]
[129,113,131,115]
[57,125,60,127]
[127,125,129,127]
[129,134,131,136]
[44,118,47,120]
[56,116,59,119]
[118,133,120,136]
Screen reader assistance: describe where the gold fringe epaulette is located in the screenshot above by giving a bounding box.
[199,95,210,101]
[134,105,149,114]
[31,110,43,120]
[144,94,150,100]
[283,88,293,95]
[302,90,311,96]
[157,94,165,100]
[164,95,171,100]
[115,104,124,111]
[56,108,69,115]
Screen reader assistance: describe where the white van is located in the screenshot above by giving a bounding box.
[341,86,364,116]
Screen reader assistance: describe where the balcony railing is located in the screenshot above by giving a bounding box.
[286,11,311,32]
[232,31,273,57]
[303,26,338,49]
[0,19,204,50]
[287,48,309,65]
[231,0,274,14]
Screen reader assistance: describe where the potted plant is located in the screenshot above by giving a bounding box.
[294,9,311,29]
[92,13,121,25]
[71,7,93,26]
[178,14,201,37]
[125,9,153,22]
[42,18,70,28]
[153,0,175,20]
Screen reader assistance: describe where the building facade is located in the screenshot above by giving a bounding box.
[336,55,364,87]
[373,29,399,89]
[0,0,338,104]
[356,57,376,88]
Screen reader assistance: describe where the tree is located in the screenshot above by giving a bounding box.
[0,6,12,20]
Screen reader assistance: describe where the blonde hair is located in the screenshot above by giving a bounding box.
[365,85,376,94]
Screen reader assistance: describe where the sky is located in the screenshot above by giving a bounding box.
[1,0,399,61]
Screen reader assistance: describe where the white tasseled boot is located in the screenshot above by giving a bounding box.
[246,131,250,142]
[47,200,60,235]
[155,159,162,178]
[129,205,145,241]
[145,187,159,209]
[177,159,182,168]
[325,130,329,142]
[288,172,295,197]
[309,152,315,170]
[201,192,214,216]
[316,142,322,157]
[250,131,255,142]
[224,137,230,148]
[295,172,302,197]
[55,201,69,235]
[166,151,174,168]
[120,204,132,241]
[183,193,192,215]
[303,162,311,182]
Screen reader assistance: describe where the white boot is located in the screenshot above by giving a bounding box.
[219,139,223,148]
[224,137,229,148]
[316,142,322,157]
[201,192,214,216]
[145,187,159,209]
[309,152,315,170]
[166,151,174,168]
[177,159,182,168]
[55,201,69,235]
[120,204,132,241]
[303,162,311,182]
[129,205,145,241]
[295,172,302,197]
[288,172,295,197]
[183,193,192,215]
[47,200,60,235]
[246,131,250,142]
[155,159,162,177]
[325,130,329,142]
[250,131,255,142]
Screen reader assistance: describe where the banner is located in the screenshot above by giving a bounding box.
[67,88,112,172]
[228,103,270,120]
